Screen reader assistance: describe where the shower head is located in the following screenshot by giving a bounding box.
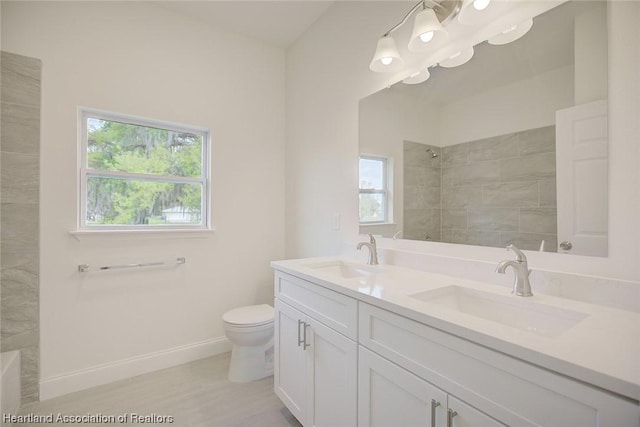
[425,148,438,158]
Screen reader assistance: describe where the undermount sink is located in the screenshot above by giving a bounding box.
[305,260,382,279]
[410,285,588,338]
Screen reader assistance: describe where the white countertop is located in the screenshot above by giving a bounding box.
[271,256,640,401]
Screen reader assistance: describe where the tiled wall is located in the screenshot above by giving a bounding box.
[404,126,557,252]
[403,141,442,241]
[1,51,41,403]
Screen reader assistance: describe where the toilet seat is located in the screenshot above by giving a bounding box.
[222,304,274,327]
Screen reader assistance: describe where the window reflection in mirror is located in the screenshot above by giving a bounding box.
[359,155,391,224]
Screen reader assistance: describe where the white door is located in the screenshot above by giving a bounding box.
[447,396,504,427]
[274,299,307,424]
[358,346,447,427]
[307,317,357,427]
[555,100,608,256]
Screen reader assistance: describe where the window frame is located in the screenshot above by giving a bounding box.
[78,107,211,231]
[359,154,390,224]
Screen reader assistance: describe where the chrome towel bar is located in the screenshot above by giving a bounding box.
[78,257,185,273]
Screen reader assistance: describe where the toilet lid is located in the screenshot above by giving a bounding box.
[222,304,274,326]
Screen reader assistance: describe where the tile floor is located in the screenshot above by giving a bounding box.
[11,352,301,427]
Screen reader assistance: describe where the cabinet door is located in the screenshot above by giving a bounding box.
[359,346,447,427]
[274,299,307,424]
[307,317,357,427]
[447,396,504,427]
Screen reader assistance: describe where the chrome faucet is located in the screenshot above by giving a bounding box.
[357,233,379,265]
[496,244,533,297]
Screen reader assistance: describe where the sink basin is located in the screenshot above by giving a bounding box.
[410,285,588,338]
[305,260,382,279]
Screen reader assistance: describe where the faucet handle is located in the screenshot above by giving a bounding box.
[368,233,376,245]
[506,244,526,262]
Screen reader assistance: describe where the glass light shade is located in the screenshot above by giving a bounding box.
[369,36,404,72]
[488,19,534,45]
[458,0,492,25]
[408,8,447,52]
[439,46,474,68]
[473,0,490,11]
[402,69,431,84]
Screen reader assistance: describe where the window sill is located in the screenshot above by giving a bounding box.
[69,228,215,241]
[360,222,397,227]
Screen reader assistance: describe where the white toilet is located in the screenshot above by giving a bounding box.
[222,304,274,383]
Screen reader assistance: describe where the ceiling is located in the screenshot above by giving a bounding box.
[156,1,335,48]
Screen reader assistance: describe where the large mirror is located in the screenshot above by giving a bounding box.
[359,0,608,256]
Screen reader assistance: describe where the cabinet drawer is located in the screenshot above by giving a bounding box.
[359,302,638,427]
[275,271,357,340]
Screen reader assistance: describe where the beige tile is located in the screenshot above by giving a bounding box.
[404,141,440,167]
[520,208,557,234]
[0,301,38,335]
[442,185,483,208]
[518,126,555,156]
[404,165,441,188]
[404,185,441,210]
[468,133,518,162]
[21,345,40,403]
[500,232,558,252]
[483,182,539,207]
[1,151,39,203]
[1,203,39,252]
[452,160,500,186]
[0,251,39,272]
[448,229,501,247]
[1,102,40,154]
[441,167,454,188]
[18,353,300,427]
[539,179,557,207]
[404,209,440,241]
[0,330,38,352]
[442,143,469,167]
[468,208,519,231]
[500,152,556,182]
[441,209,467,230]
[0,51,42,107]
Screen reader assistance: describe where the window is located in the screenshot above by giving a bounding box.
[79,109,210,230]
[359,155,389,224]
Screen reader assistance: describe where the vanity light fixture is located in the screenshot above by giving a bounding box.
[457,0,493,25]
[369,36,404,72]
[488,18,534,45]
[369,0,463,72]
[402,68,431,84]
[438,46,474,67]
[408,8,447,52]
[472,0,490,11]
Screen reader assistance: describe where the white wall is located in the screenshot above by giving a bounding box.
[439,65,574,146]
[2,1,285,398]
[286,1,640,282]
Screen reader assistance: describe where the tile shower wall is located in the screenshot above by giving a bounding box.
[1,51,41,403]
[404,126,557,252]
[403,141,442,241]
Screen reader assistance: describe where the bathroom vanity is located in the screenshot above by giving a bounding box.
[271,258,639,427]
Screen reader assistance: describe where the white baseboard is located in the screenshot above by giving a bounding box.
[39,336,231,401]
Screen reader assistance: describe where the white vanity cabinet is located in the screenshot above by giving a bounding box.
[273,272,358,427]
[272,264,639,427]
[359,346,503,427]
[359,302,639,427]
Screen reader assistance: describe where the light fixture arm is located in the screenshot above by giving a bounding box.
[381,0,462,37]
[383,0,426,37]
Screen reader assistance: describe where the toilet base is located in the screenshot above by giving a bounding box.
[228,339,274,383]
